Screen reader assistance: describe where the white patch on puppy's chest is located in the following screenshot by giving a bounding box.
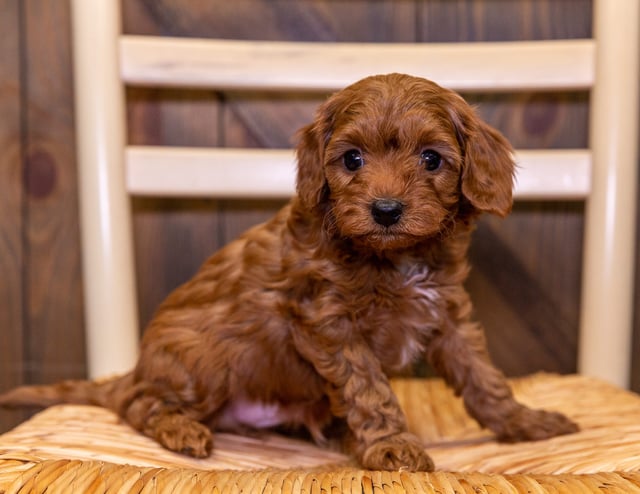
[367,262,442,371]
[397,335,424,369]
[402,263,441,317]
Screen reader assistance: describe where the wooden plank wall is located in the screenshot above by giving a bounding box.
[1,0,638,434]
[0,0,26,431]
[1,0,86,432]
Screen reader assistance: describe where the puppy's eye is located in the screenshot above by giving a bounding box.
[420,149,442,171]
[343,149,364,171]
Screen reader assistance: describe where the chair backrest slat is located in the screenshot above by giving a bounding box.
[121,36,595,92]
[126,147,591,200]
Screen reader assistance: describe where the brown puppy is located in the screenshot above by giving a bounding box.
[0,74,578,471]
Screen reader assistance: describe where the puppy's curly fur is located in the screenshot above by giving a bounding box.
[0,74,578,471]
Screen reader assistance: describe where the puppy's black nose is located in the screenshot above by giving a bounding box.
[371,199,403,226]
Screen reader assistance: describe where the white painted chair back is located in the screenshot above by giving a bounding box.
[70,1,639,388]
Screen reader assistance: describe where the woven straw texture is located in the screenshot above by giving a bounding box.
[1,373,639,493]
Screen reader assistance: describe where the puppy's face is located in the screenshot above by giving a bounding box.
[296,74,515,252]
[321,85,464,251]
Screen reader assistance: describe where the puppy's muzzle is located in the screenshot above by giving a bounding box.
[371,199,403,227]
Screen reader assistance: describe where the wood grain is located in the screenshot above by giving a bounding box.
[123,0,416,42]
[0,0,26,432]
[469,205,583,376]
[126,87,222,328]
[419,0,592,42]
[21,0,85,383]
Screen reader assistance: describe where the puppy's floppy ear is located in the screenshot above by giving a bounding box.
[295,94,342,211]
[452,103,516,217]
[295,119,328,211]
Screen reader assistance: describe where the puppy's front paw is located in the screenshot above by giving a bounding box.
[148,414,213,458]
[496,406,579,443]
[361,432,434,471]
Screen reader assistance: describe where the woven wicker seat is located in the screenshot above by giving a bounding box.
[1,374,640,493]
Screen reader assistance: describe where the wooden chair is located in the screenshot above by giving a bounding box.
[0,0,639,492]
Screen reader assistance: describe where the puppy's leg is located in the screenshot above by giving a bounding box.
[120,388,216,458]
[426,318,578,442]
[118,347,230,458]
[293,327,434,472]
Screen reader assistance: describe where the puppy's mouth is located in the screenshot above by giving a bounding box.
[330,198,447,252]
[348,229,420,255]
[357,222,434,252]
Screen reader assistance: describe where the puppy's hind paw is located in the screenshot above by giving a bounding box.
[147,414,213,458]
[496,406,579,443]
[361,432,434,472]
